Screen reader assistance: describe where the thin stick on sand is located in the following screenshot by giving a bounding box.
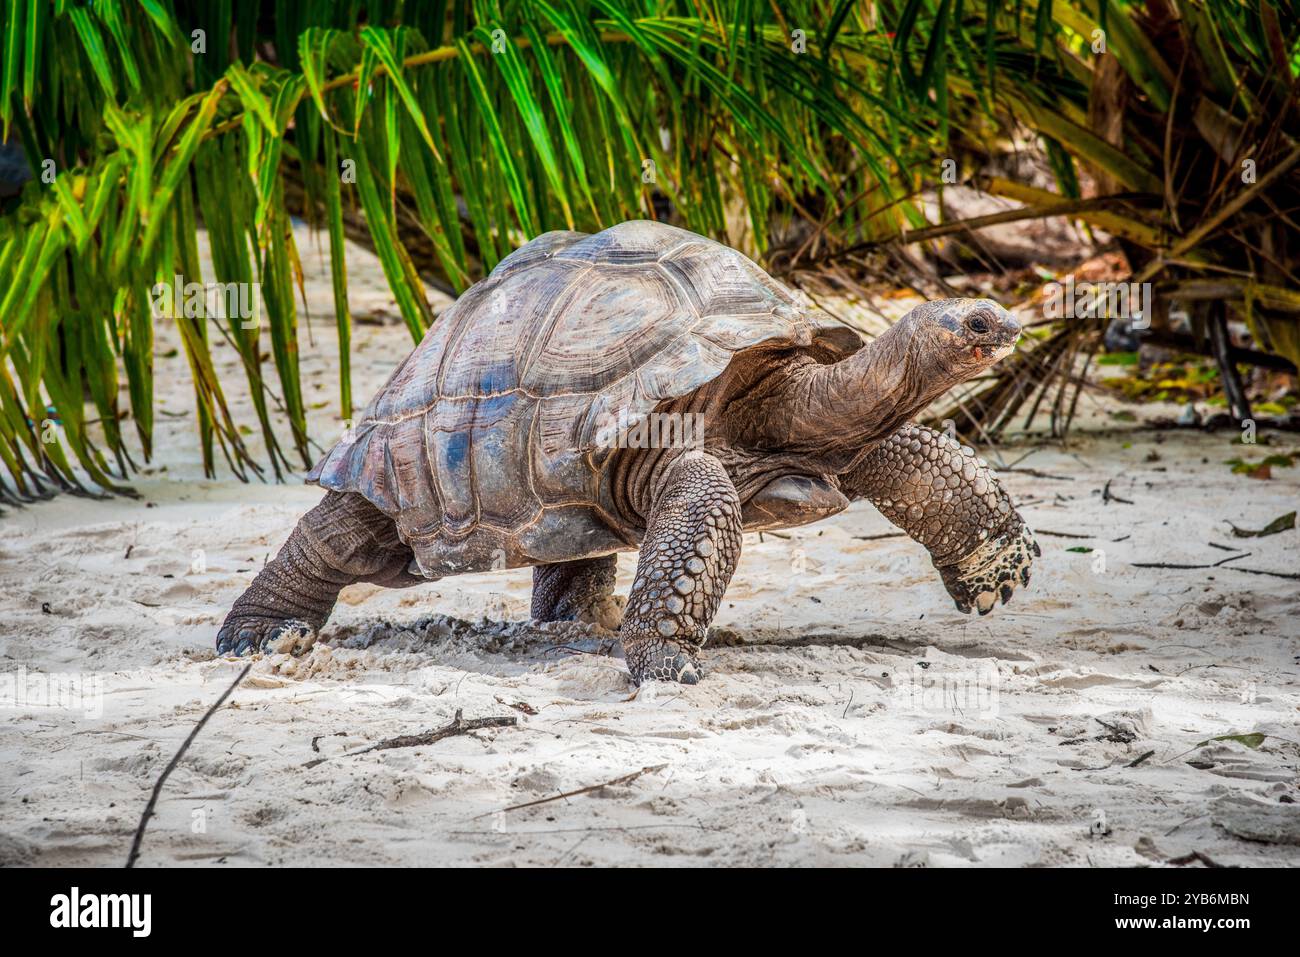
[302,709,518,769]
[474,764,669,820]
[1101,478,1134,504]
[125,663,252,868]
[1131,549,1250,570]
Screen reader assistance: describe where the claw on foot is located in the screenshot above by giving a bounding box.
[216,617,316,657]
[940,522,1039,616]
[625,639,704,686]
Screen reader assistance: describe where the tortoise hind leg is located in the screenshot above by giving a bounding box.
[621,451,742,685]
[216,492,424,656]
[531,555,625,630]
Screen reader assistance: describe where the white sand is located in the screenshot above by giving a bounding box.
[2,229,1297,867]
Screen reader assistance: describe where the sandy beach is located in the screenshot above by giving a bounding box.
[2,230,1297,868]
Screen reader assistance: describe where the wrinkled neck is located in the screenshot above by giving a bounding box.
[769,319,941,455]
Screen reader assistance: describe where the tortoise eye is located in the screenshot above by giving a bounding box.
[967,314,990,334]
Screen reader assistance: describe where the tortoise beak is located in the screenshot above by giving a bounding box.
[972,300,1020,362]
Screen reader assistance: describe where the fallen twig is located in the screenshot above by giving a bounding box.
[303,709,517,769]
[311,731,346,753]
[999,467,1075,481]
[1035,529,1093,539]
[1131,552,1249,570]
[126,663,251,868]
[1228,510,1296,539]
[477,763,668,819]
[1101,478,1134,505]
[1129,556,1300,579]
[1127,750,1156,768]
[1217,565,1300,581]
[1095,718,1137,744]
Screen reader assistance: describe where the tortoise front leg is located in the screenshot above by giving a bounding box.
[843,424,1040,615]
[531,555,625,630]
[621,452,742,685]
[216,492,423,656]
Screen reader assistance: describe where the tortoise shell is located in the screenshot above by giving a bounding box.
[308,220,841,576]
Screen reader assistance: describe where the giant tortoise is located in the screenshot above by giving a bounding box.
[217,220,1038,684]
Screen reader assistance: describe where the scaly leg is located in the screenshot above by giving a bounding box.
[621,451,742,685]
[843,424,1039,615]
[216,492,424,655]
[531,555,625,630]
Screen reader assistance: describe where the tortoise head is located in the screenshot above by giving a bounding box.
[898,298,1021,390]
